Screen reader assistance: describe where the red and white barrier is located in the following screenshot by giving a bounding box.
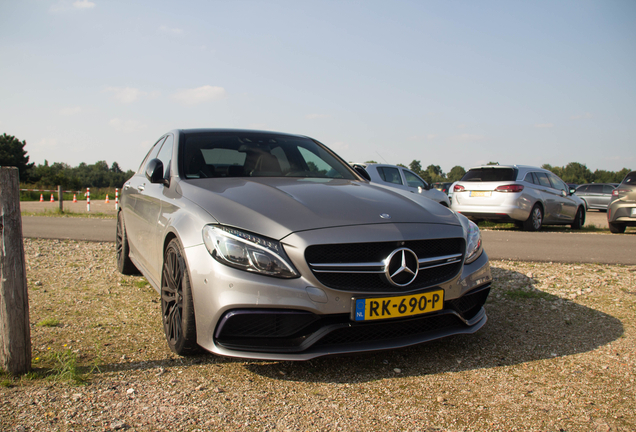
[115,188,119,210]
[86,188,91,212]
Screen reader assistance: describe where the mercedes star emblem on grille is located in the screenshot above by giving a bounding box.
[384,247,419,287]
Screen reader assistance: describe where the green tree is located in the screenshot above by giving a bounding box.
[542,164,564,178]
[561,162,593,184]
[614,168,632,183]
[0,133,34,181]
[447,166,466,182]
[409,160,423,176]
[426,164,444,178]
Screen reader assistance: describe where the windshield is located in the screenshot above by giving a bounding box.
[461,168,517,182]
[180,132,357,180]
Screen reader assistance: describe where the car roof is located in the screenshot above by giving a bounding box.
[355,163,409,169]
[174,128,309,139]
[467,164,540,170]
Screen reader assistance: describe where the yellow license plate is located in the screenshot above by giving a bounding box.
[470,191,491,197]
[353,290,444,321]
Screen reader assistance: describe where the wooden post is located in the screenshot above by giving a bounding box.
[58,185,63,212]
[0,167,31,375]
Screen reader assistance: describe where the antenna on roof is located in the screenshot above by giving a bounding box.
[376,151,389,164]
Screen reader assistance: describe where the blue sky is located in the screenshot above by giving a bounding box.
[1,0,634,173]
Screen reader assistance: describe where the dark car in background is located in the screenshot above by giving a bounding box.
[607,171,636,233]
[432,182,453,195]
[575,183,617,211]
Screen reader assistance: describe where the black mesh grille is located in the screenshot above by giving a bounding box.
[305,238,465,292]
[218,310,319,338]
[314,313,461,347]
[447,285,491,321]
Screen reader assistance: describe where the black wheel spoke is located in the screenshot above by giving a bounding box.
[159,239,197,355]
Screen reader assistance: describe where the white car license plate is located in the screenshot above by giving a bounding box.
[470,191,491,197]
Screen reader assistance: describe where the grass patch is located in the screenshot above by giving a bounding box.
[36,317,60,327]
[21,209,115,219]
[134,279,149,289]
[45,349,87,384]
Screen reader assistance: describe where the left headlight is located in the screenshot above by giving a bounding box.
[464,220,483,264]
[202,225,299,278]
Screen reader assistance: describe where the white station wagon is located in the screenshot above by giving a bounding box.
[451,165,586,231]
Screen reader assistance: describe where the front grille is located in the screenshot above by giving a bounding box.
[314,313,460,347]
[305,238,465,292]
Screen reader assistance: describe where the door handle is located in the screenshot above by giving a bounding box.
[123,182,131,190]
[138,183,145,192]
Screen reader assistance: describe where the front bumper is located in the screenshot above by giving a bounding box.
[184,234,492,360]
[451,204,530,222]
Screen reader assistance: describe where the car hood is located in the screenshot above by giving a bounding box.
[179,177,460,240]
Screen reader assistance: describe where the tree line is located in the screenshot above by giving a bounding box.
[1,133,134,190]
[370,159,631,185]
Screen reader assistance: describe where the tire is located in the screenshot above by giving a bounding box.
[161,238,199,355]
[609,222,626,234]
[523,204,543,231]
[116,211,139,275]
[571,206,585,229]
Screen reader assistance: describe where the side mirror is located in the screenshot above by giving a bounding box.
[569,188,576,195]
[145,158,168,185]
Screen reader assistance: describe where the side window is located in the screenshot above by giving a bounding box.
[534,172,552,188]
[547,173,567,192]
[588,184,603,194]
[523,172,536,184]
[156,135,174,179]
[378,167,402,185]
[576,185,589,193]
[138,137,166,173]
[603,185,615,194]
[403,170,426,189]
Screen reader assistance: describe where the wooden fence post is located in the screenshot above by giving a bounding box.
[58,185,63,212]
[0,167,31,375]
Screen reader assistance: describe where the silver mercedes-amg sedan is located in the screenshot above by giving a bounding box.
[117,129,492,360]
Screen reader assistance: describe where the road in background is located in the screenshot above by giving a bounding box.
[20,213,636,265]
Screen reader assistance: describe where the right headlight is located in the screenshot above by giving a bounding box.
[464,220,483,264]
[202,225,299,278]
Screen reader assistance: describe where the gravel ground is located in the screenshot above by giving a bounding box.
[1,239,635,431]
